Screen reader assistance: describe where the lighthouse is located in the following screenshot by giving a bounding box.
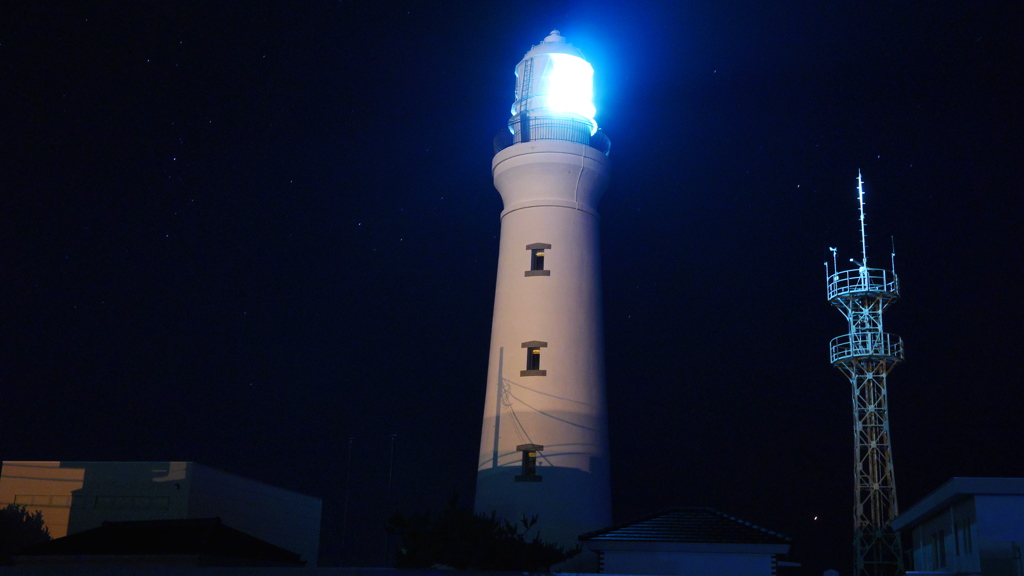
[474,30,612,548]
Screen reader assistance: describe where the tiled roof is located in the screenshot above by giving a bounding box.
[581,507,791,545]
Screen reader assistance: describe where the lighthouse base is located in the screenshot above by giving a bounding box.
[474,464,611,551]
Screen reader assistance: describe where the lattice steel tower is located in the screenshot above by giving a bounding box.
[826,172,904,576]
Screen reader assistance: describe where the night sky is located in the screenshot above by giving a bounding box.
[2,1,1021,573]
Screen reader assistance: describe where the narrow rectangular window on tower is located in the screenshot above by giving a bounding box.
[525,243,551,276]
[527,347,540,370]
[515,443,543,482]
[520,341,547,376]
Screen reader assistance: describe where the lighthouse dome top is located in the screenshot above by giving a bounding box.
[521,30,585,59]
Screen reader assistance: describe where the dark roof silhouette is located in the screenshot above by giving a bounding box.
[581,507,791,545]
[17,517,303,567]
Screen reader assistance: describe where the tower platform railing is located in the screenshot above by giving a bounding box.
[827,267,899,301]
[830,332,904,365]
[494,116,611,155]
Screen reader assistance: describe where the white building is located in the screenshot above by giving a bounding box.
[474,30,612,549]
[892,477,1024,575]
[0,461,322,566]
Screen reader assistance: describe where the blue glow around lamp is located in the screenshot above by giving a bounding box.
[510,31,597,135]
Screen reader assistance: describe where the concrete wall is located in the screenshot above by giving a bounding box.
[908,493,1024,576]
[475,138,612,548]
[0,462,321,566]
[975,495,1024,576]
[0,462,191,538]
[908,495,979,573]
[187,463,322,566]
[0,461,86,538]
[62,461,192,535]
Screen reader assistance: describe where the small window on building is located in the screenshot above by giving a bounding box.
[532,249,545,270]
[525,243,551,277]
[13,494,69,507]
[940,529,947,567]
[515,443,543,482]
[520,341,547,376]
[932,530,947,569]
[963,517,973,554]
[527,347,540,370]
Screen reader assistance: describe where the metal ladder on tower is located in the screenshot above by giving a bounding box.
[517,58,533,142]
[518,57,533,115]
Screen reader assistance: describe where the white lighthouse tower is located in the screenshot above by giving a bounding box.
[475,30,612,548]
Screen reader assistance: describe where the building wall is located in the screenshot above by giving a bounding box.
[0,462,321,566]
[601,550,776,576]
[62,461,192,535]
[475,139,612,547]
[908,496,979,573]
[0,462,85,538]
[187,463,321,566]
[975,495,1024,576]
[908,494,1024,576]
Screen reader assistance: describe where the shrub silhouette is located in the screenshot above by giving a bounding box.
[0,504,51,565]
[389,496,576,571]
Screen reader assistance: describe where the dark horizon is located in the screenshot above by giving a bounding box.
[3,2,1022,573]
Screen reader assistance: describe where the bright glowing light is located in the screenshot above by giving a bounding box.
[512,52,596,131]
[540,53,595,120]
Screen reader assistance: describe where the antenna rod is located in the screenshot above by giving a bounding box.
[858,170,868,268]
[891,236,897,277]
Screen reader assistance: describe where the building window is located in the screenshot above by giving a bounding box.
[521,341,547,376]
[13,495,71,507]
[932,530,946,569]
[525,243,551,277]
[527,347,540,370]
[515,443,543,482]
[93,495,170,510]
[963,517,973,554]
[531,249,545,271]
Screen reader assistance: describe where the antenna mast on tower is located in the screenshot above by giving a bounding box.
[826,172,904,576]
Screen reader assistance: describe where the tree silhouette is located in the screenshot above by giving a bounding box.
[0,504,51,565]
[389,496,577,571]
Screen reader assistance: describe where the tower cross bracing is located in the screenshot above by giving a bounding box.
[826,172,904,576]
